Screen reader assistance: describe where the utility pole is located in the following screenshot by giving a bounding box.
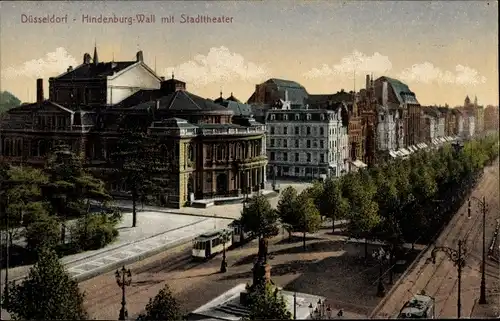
[293,292,297,320]
[430,239,466,318]
[468,196,488,304]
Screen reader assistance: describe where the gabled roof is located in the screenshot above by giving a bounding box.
[55,61,137,80]
[6,100,74,114]
[219,101,252,117]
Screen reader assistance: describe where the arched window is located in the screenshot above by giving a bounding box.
[38,140,47,157]
[16,139,22,156]
[4,139,11,156]
[188,144,194,162]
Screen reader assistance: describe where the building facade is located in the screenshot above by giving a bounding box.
[373,76,421,148]
[265,103,349,179]
[0,47,267,208]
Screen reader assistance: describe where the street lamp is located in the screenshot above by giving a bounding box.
[372,247,390,297]
[430,239,466,318]
[220,231,228,273]
[115,265,132,320]
[468,196,488,304]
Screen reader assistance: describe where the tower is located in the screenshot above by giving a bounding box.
[465,95,470,107]
[93,44,99,65]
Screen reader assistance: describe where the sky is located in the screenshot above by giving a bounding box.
[0,1,498,107]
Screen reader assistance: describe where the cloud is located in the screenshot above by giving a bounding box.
[164,46,269,86]
[399,62,487,86]
[304,50,392,79]
[3,47,78,79]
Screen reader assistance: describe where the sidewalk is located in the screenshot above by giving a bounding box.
[1,210,234,284]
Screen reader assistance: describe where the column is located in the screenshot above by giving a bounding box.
[260,167,265,189]
[246,170,250,195]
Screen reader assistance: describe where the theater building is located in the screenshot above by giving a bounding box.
[0,47,267,208]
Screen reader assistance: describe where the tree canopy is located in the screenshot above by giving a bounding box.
[245,283,292,320]
[136,284,182,321]
[4,248,88,320]
[241,194,279,239]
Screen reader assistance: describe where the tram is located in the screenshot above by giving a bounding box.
[397,293,435,319]
[192,228,233,260]
[229,219,251,244]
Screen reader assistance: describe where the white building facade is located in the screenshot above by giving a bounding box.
[266,106,349,179]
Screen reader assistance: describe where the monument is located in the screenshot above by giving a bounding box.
[240,237,272,305]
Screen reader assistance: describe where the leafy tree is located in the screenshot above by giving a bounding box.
[304,181,324,217]
[111,130,164,227]
[4,248,88,320]
[294,191,322,250]
[241,194,279,259]
[245,283,292,320]
[241,194,279,240]
[320,177,349,233]
[136,284,182,321]
[24,214,61,256]
[43,145,112,243]
[276,186,298,241]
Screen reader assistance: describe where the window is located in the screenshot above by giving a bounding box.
[284,127,288,135]
[295,153,299,162]
[295,114,300,120]
[295,167,300,174]
[320,140,324,148]
[284,153,288,161]
[270,152,275,161]
[307,114,311,120]
[295,126,299,135]
[270,139,275,147]
[306,153,311,162]
[284,140,288,148]
[295,140,299,148]
[270,114,276,121]
[307,140,311,148]
[320,127,324,136]
[307,127,311,135]
[270,126,275,135]
[320,114,325,121]
[320,154,325,163]
[284,114,288,120]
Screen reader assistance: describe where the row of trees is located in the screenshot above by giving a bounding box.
[240,135,499,261]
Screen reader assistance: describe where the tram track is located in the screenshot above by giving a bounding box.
[373,160,500,318]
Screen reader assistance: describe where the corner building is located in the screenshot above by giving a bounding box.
[0,47,267,208]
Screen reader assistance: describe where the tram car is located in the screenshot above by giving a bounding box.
[192,228,233,260]
[229,219,251,244]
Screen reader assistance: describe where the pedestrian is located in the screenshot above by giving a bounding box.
[337,309,343,318]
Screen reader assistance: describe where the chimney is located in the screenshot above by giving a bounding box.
[83,53,91,64]
[136,50,144,62]
[366,75,370,90]
[67,66,73,72]
[285,90,289,102]
[36,78,44,103]
[382,81,388,106]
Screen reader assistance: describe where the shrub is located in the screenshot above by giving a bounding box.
[24,215,61,256]
[71,213,119,251]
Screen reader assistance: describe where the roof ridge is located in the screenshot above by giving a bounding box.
[181,90,203,110]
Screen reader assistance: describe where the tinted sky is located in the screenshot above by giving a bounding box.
[1,1,497,106]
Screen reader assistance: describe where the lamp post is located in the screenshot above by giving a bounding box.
[115,265,132,320]
[430,239,466,318]
[220,231,228,273]
[468,196,488,304]
[372,247,390,297]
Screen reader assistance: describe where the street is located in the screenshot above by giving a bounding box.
[372,160,500,318]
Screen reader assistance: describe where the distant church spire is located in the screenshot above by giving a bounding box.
[171,71,174,79]
[93,42,99,65]
[474,95,478,106]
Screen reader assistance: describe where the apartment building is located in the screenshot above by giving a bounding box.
[265,103,349,179]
